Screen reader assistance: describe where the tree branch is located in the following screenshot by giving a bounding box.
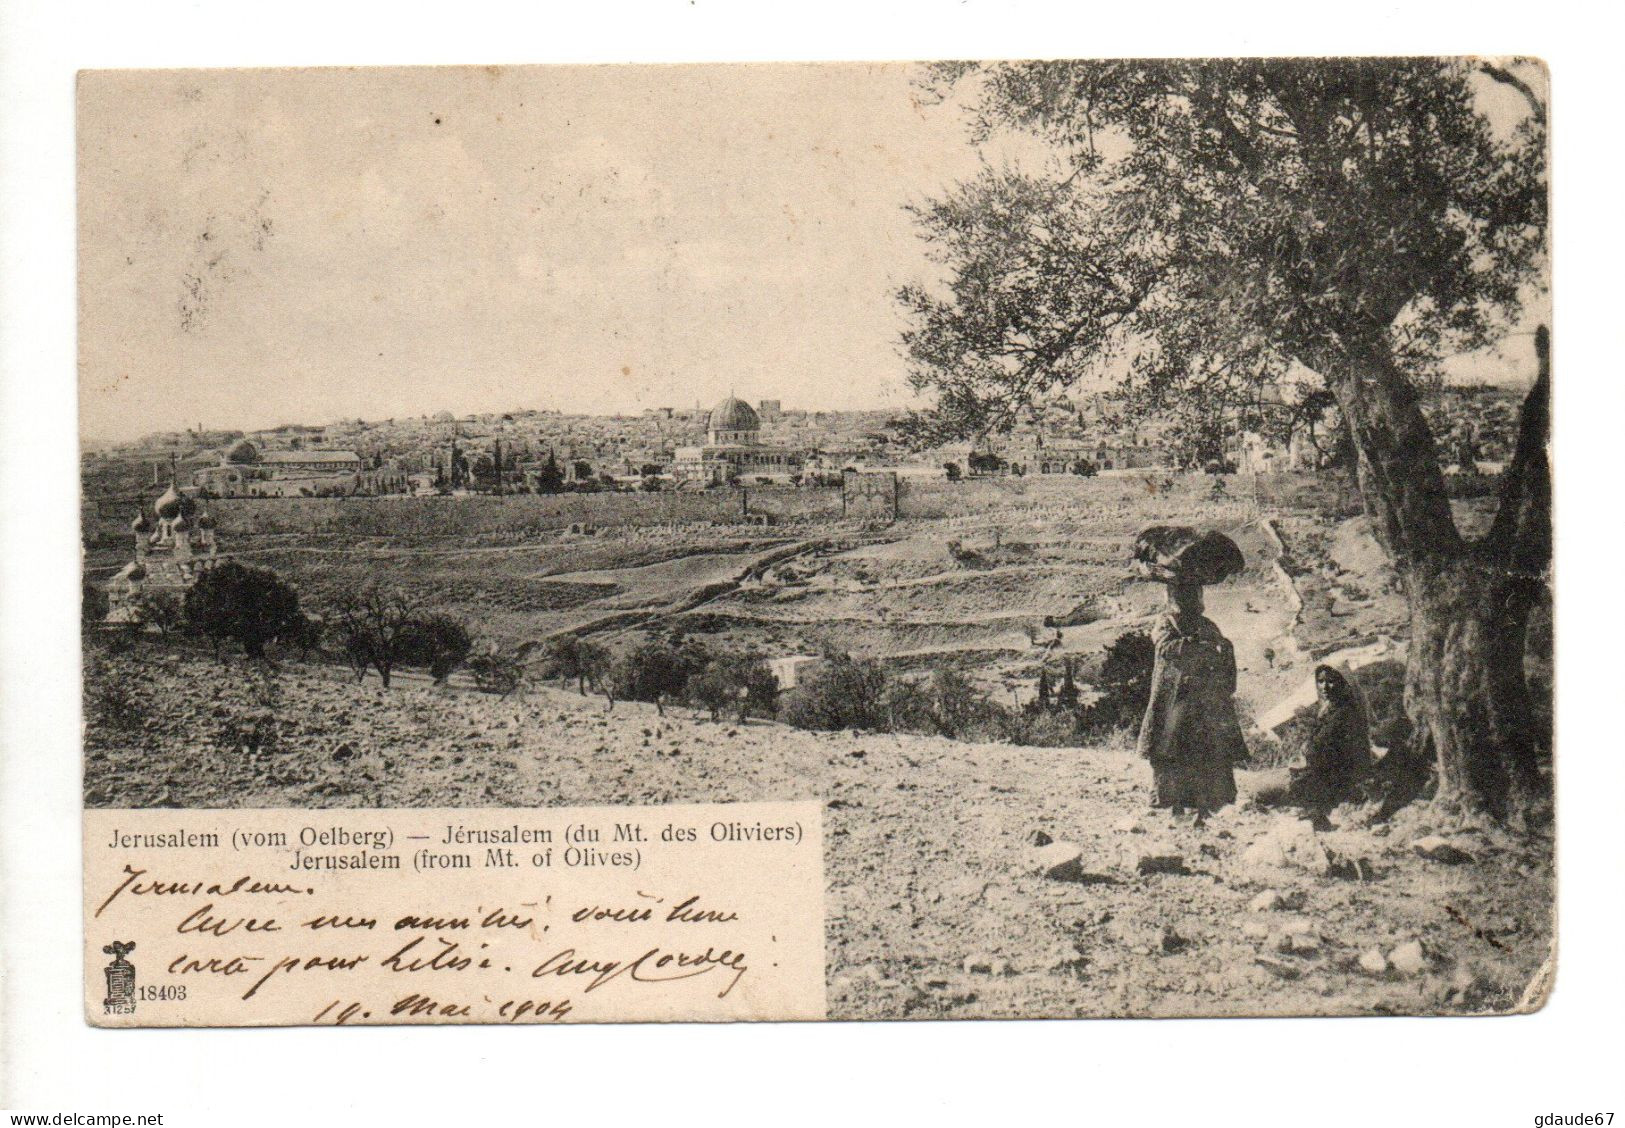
[1480,324,1551,575]
[1478,62,1548,127]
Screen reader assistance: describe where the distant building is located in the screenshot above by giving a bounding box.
[671,397,806,486]
[768,654,824,690]
[192,439,368,497]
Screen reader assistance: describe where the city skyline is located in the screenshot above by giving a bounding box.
[79,63,1546,444]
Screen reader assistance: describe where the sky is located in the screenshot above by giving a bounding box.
[77,62,1548,443]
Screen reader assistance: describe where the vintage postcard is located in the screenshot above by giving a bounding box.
[79,59,1552,1025]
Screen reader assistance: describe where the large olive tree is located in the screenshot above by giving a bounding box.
[900,58,1549,824]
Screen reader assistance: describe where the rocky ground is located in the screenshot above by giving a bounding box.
[84,644,1554,1020]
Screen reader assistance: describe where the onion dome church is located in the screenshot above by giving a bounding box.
[102,483,227,622]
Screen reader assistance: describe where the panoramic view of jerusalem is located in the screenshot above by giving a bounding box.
[78,58,1552,1021]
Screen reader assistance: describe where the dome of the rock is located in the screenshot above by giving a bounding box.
[708,396,760,435]
[225,439,259,464]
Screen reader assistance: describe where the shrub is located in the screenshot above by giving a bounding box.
[82,582,109,628]
[612,639,705,715]
[1096,629,1154,724]
[780,653,888,731]
[687,651,777,722]
[467,646,526,697]
[399,613,473,684]
[184,561,303,659]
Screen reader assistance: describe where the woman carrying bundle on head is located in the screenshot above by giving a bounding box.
[1132,526,1249,821]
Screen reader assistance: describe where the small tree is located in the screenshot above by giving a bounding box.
[134,591,186,641]
[545,634,586,691]
[685,663,737,721]
[944,461,962,481]
[399,613,472,684]
[1070,458,1098,478]
[1056,658,1080,711]
[689,651,778,723]
[612,640,698,715]
[532,451,565,494]
[1035,667,1053,710]
[579,640,615,707]
[184,561,303,659]
[328,584,415,687]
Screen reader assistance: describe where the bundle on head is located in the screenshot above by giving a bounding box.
[1131,526,1245,586]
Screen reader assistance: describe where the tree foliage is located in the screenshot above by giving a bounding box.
[398,613,473,684]
[184,561,303,659]
[901,59,1545,445]
[328,583,417,687]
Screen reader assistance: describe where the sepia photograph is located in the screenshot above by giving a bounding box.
[77,57,1553,1023]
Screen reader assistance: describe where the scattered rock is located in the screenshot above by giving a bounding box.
[1028,841,1084,880]
[1325,850,1378,881]
[1255,956,1302,980]
[1160,925,1192,954]
[1113,816,1146,834]
[1388,940,1427,976]
[1249,890,1285,912]
[1358,948,1389,975]
[963,956,1010,976]
[331,742,354,761]
[1413,836,1476,865]
[1200,843,1221,859]
[1028,829,1054,847]
[1241,920,1272,940]
[1240,817,1331,876]
[1137,854,1191,876]
[1027,841,1117,884]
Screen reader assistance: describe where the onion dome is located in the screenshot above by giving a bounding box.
[176,491,199,517]
[127,563,147,582]
[131,510,153,533]
[172,512,190,532]
[153,484,183,519]
[196,511,216,530]
[708,396,760,434]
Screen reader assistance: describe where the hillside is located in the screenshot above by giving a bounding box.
[84,646,1553,1019]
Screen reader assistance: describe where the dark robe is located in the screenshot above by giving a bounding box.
[1137,611,1247,811]
[1288,690,1373,814]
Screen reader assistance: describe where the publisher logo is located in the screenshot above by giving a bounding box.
[102,940,136,1015]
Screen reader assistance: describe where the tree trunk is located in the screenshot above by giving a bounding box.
[1311,329,1550,825]
[1398,557,1546,822]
